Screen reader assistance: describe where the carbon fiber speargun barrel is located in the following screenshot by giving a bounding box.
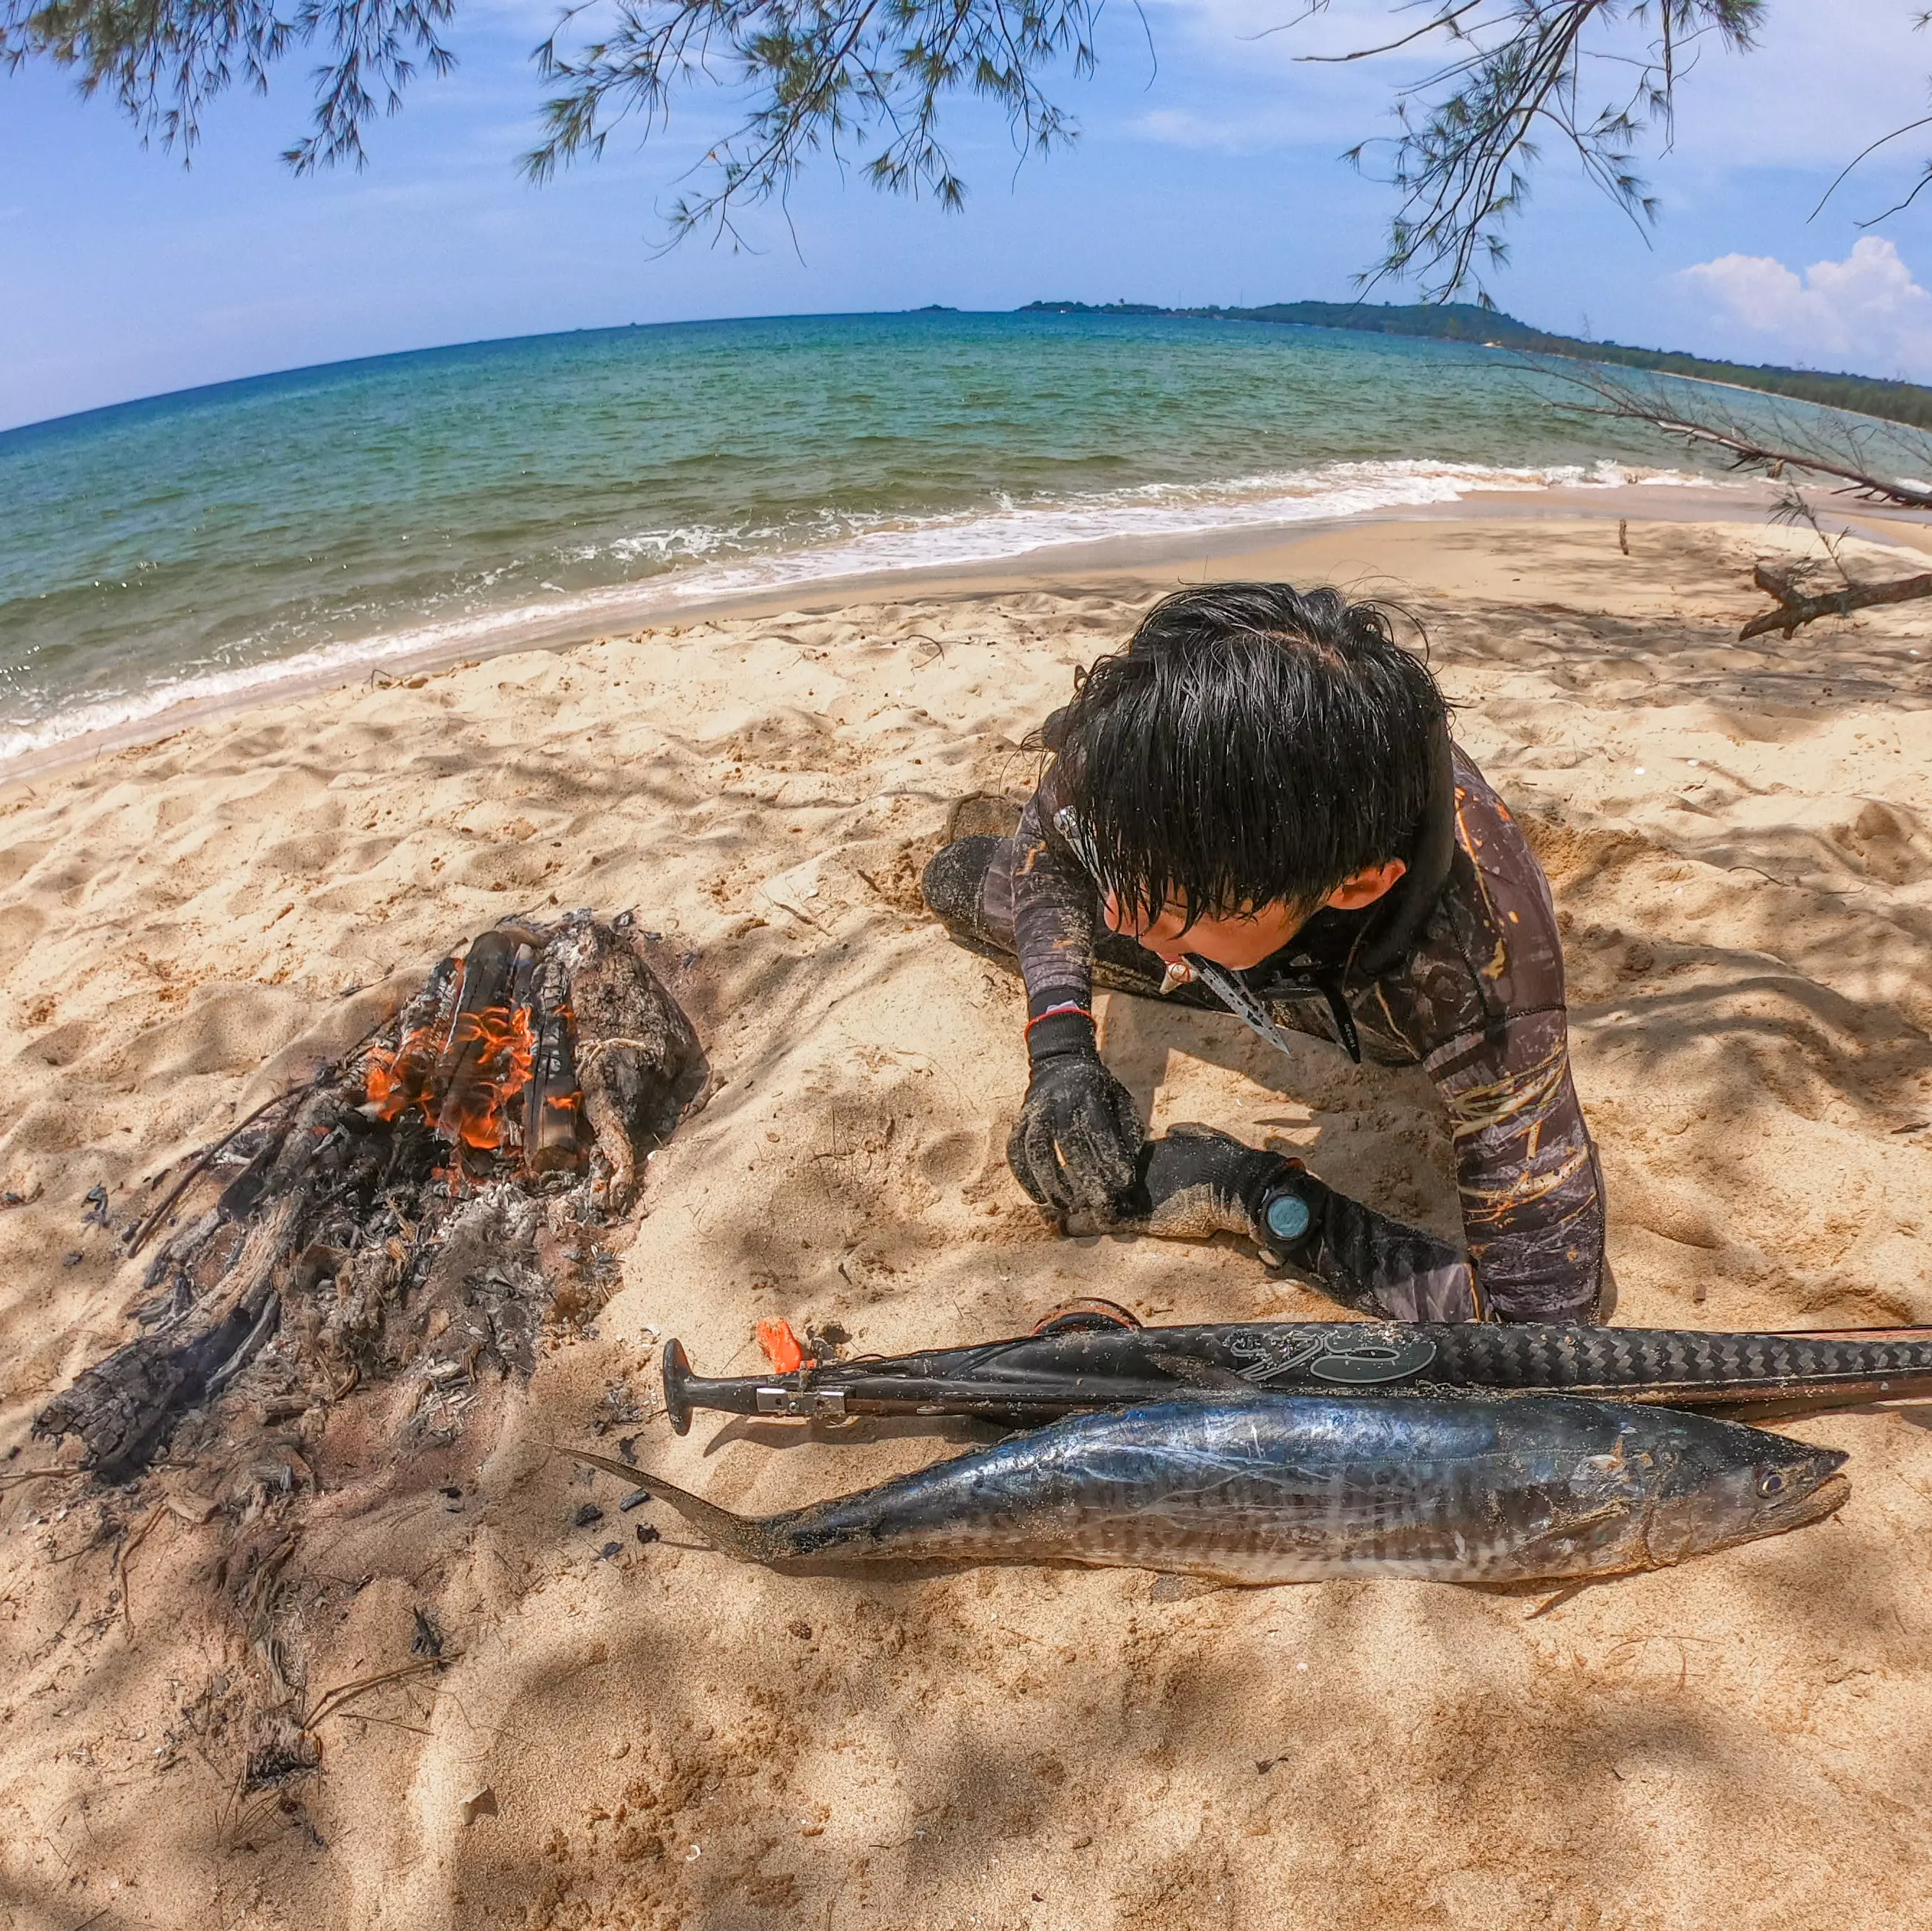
[659,1317,1932,1433]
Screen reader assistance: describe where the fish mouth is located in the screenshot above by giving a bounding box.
[1650,1450,1851,1564]
[1773,1468,1851,1531]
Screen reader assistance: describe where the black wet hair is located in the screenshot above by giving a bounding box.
[1054,582,1447,924]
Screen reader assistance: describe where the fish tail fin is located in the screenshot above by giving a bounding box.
[562,1444,783,1563]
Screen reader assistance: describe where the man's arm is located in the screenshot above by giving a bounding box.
[1003,781,1146,1215]
[1426,1008,1607,1323]
[1008,782,1099,1012]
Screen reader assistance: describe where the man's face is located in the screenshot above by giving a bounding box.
[1099,859,1409,973]
[1100,893,1303,972]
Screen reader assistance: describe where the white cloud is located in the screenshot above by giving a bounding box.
[1680,238,1932,381]
[1127,106,1312,152]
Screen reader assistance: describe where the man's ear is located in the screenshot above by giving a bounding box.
[1322,858,1408,913]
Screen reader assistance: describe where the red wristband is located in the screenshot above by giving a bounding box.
[1024,1002,1095,1039]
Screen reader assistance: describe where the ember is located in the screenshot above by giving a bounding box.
[35,911,707,1481]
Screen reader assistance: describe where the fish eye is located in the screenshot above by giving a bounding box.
[1758,1470,1786,1497]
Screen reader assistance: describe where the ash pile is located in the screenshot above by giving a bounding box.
[35,912,708,1483]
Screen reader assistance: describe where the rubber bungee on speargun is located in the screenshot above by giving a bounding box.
[660,1312,1932,1433]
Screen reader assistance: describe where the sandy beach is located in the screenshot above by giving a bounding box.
[4,507,1932,1929]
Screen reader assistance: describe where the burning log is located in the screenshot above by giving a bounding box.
[525,939,585,1178]
[430,928,525,1150]
[365,954,460,1125]
[36,913,707,1481]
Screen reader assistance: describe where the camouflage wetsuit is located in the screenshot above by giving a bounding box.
[924,734,1608,1324]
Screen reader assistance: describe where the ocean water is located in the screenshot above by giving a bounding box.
[1,310,1729,764]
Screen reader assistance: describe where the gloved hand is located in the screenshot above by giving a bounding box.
[1128,1123,1484,1322]
[1133,1124,1296,1241]
[1006,1007,1145,1217]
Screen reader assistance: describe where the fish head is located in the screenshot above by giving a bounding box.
[1644,1421,1850,1566]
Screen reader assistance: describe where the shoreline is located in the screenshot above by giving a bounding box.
[11,476,1898,793]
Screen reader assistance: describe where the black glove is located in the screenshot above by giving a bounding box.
[1130,1124,1484,1323]
[1132,1123,1293,1239]
[1006,1007,1145,1217]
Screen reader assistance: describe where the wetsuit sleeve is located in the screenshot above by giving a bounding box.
[1290,1189,1480,1323]
[1010,778,1099,1012]
[1425,1008,1606,1322]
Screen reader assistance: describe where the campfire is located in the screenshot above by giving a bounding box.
[35,911,708,1482]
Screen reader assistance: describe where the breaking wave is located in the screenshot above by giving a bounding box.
[0,454,1716,767]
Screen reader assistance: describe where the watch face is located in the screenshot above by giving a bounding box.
[1264,1191,1313,1242]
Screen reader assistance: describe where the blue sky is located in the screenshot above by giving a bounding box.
[8,0,1932,429]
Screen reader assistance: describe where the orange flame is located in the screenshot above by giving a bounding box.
[368,959,464,1123]
[366,954,540,1158]
[366,1022,453,1122]
[440,1003,539,1150]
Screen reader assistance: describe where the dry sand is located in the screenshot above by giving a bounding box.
[4,512,1932,1928]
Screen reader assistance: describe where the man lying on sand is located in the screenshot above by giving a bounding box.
[922,582,1607,1326]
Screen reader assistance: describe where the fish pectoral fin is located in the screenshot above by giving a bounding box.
[1505,1499,1641,1573]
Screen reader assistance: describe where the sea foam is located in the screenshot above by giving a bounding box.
[0,456,1713,767]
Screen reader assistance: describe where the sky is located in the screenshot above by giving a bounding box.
[9,0,1932,428]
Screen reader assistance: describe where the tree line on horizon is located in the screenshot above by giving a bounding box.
[13,0,1932,636]
[1016,300,1932,437]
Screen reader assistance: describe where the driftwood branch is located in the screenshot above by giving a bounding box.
[1741,562,1932,640]
[1551,363,1932,513]
[1541,360,1932,639]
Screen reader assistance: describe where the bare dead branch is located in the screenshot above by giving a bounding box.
[1809,111,1932,221]
[1740,561,1932,641]
[1539,358,1932,639]
[1547,359,1932,511]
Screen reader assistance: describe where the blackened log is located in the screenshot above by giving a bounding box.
[561,924,709,1210]
[366,951,462,1121]
[432,931,518,1144]
[36,1196,301,1479]
[508,942,536,1022]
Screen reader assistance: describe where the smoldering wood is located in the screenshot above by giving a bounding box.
[35,913,707,1482]
[430,927,515,1133]
[549,918,709,1211]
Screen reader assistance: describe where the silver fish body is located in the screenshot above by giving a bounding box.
[580,1394,1847,1586]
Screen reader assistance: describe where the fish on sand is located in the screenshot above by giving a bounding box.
[572,1394,1847,1587]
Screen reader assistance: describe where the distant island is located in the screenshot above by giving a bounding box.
[1017,299,1932,433]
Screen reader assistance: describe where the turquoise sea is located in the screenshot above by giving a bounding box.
[1,310,1740,764]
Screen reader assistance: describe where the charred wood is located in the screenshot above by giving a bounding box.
[525,943,585,1178]
[39,1195,301,1480]
[35,915,705,1482]
[432,929,518,1148]
[555,918,709,1211]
